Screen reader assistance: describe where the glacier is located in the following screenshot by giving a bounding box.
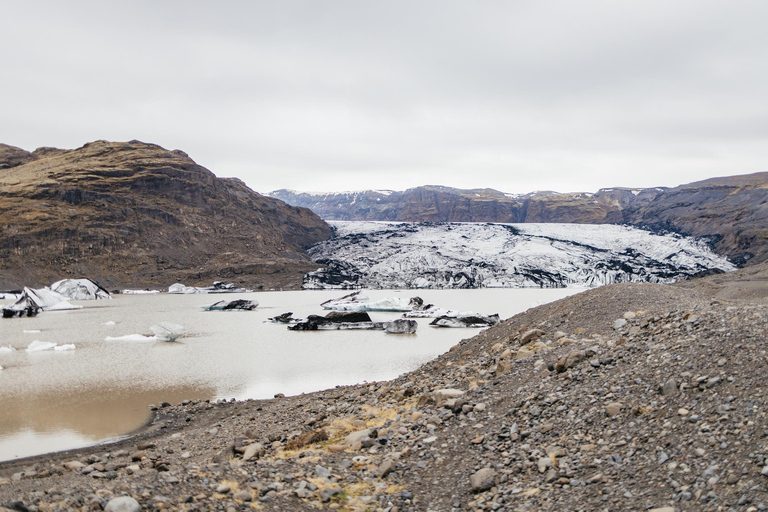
[303,222,736,290]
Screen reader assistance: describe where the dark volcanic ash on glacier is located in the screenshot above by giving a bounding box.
[303,222,735,289]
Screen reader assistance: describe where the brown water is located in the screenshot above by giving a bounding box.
[0,288,580,461]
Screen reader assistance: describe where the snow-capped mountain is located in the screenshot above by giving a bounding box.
[303,222,735,289]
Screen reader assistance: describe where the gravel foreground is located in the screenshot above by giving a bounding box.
[2,280,768,512]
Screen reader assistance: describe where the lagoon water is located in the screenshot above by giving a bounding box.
[0,288,580,461]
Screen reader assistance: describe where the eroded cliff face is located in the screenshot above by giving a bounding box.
[0,140,333,289]
[271,175,768,266]
[622,173,768,266]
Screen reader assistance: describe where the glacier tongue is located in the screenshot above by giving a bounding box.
[303,222,736,290]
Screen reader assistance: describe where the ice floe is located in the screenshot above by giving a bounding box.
[121,289,160,294]
[0,346,15,354]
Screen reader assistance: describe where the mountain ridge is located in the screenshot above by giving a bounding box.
[0,140,332,290]
[270,173,768,266]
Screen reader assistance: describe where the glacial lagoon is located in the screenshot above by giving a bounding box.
[0,288,580,461]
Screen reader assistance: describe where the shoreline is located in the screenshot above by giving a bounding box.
[2,278,767,511]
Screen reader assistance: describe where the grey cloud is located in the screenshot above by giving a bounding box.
[2,0,767,194]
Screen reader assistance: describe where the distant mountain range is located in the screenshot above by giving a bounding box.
[0,140,332,290]
[270,174,768,266]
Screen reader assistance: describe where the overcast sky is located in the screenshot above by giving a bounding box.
[3,1,767,194]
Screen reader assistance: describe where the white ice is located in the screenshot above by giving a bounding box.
[26,340,57,352]
[0,346,15,354]
[54,344,76,351]
[105,334,158,342]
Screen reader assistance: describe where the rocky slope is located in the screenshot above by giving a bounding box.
[271,173,768,266]
[303,221,734,289]
[1,278,767,511]
[0,141,332,290]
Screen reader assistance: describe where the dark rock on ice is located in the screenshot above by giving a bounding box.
[267,312,301,324]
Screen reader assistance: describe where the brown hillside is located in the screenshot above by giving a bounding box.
[0,140,332,290]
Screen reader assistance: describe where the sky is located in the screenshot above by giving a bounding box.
[3,1,767,194]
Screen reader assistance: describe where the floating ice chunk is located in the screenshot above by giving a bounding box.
[27,340,57,352]
[121,289,160,294]
[105,334,157,342]
[103,321,116,326]
[202,299,258,311]
[51,278,111,300]
[0,346,15,354]
[150,323,184,342]
[23,330,41,333]
[385,319,418,334]
[54,344,76,351]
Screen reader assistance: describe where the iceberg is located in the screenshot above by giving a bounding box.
[121,289,160,294]
[54,344,76,351]
[2,287,81,318]
[202,299,258,311]
[150,323,184,342]
[0,346,15,354]
[169,281,252,294]
[322,292,431,313]
[50,278,111,300]
[289,312,418,333]
[385,319,418,334]
[429,313,501,328]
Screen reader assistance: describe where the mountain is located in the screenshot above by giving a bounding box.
[0,140,332,290]
[303,221,734,289]
[270,174,768,266]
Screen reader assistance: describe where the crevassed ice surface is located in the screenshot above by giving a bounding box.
[306,222,735,289]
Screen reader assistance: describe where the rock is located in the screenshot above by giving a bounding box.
[469,468,497,492]
[375,458,396,478]
[605,403,622,417]
[104,497,141,512]
[315,465,332,479]
[63,460,86,470]
[520,329,545,345]
[648,508,675,512]
[661,379,678,396]
[217,484,231,494]
[242,443,265,461]
[516,348,535,360]
[623,311,637,319]
[613,318,627,330]
[320,486,343,502]
[343,429,372,447]
[555,350,586,373]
